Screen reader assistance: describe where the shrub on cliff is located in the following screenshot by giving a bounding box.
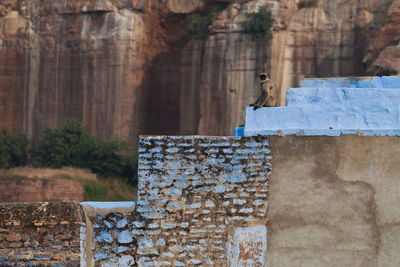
[0,129,29,169]
[242,8,273,42]
[185,6,225,40]
[31,121,137,185]
[298,0,319,9]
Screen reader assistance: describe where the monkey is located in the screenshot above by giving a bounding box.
[251,73,277,110]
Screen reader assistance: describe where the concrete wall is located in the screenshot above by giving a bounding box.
[1,135,399,267]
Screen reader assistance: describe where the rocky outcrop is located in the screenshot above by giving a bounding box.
[0,0,398,143]
[369,45,400,74]
[363,0,400,74]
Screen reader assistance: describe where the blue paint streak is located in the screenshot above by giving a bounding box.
[115,246,130,253]
[118,230,133,244]
[116,217,128,228]
[235,126,244,136]
[81,201,135,211]
[214,185,226,193]
[95,231,114,243]
[166,187,182,196]
[228,173,247,183]
[94,250,108,261]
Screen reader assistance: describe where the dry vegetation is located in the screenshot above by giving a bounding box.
[0,166,97,180]
[0,167,137,201]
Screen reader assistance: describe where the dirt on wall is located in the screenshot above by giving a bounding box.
[267,135,400,267]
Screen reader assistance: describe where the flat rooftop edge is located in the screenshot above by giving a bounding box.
[300,76,400,88]
[244,128,400,137]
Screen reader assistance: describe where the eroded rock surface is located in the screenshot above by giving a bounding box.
[0,0,398,141]
[363,0,400,75]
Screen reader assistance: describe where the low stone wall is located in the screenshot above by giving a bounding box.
[0,177,84,202]
[0,202,84,266]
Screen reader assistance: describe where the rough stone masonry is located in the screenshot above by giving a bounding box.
[0,202,84,266]
[0,135,271,266]
[1,135,400,266]
[132,135,270,266]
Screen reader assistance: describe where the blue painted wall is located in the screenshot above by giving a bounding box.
[245,76,400,136]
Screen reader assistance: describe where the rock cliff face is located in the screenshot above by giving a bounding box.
[363,0,400,74]
[0,0,398,143]
[0,0,198,144]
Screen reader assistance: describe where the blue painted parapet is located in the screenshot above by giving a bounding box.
[299,76,400,89]
[244,76,400,136]
[235,126,244,136]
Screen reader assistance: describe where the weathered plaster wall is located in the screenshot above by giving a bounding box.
[268,135,400,267]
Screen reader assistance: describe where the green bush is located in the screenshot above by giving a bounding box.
[119,153,138,185]
[185,6,224,40]
[298,0,319,9]
[84,182,109,201]
[377,14,387,27]
[31,121,138,184]
[0,129,29,169]
[31,121,86,168]
[242,8,273,42]
[82,178,137,201]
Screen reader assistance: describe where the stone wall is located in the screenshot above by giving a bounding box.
[0,202,84,266]
[136,135,269,266]
[0,135,270,266]
[84,135,270,266]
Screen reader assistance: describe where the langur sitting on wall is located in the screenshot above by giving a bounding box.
[250,73,277,110]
